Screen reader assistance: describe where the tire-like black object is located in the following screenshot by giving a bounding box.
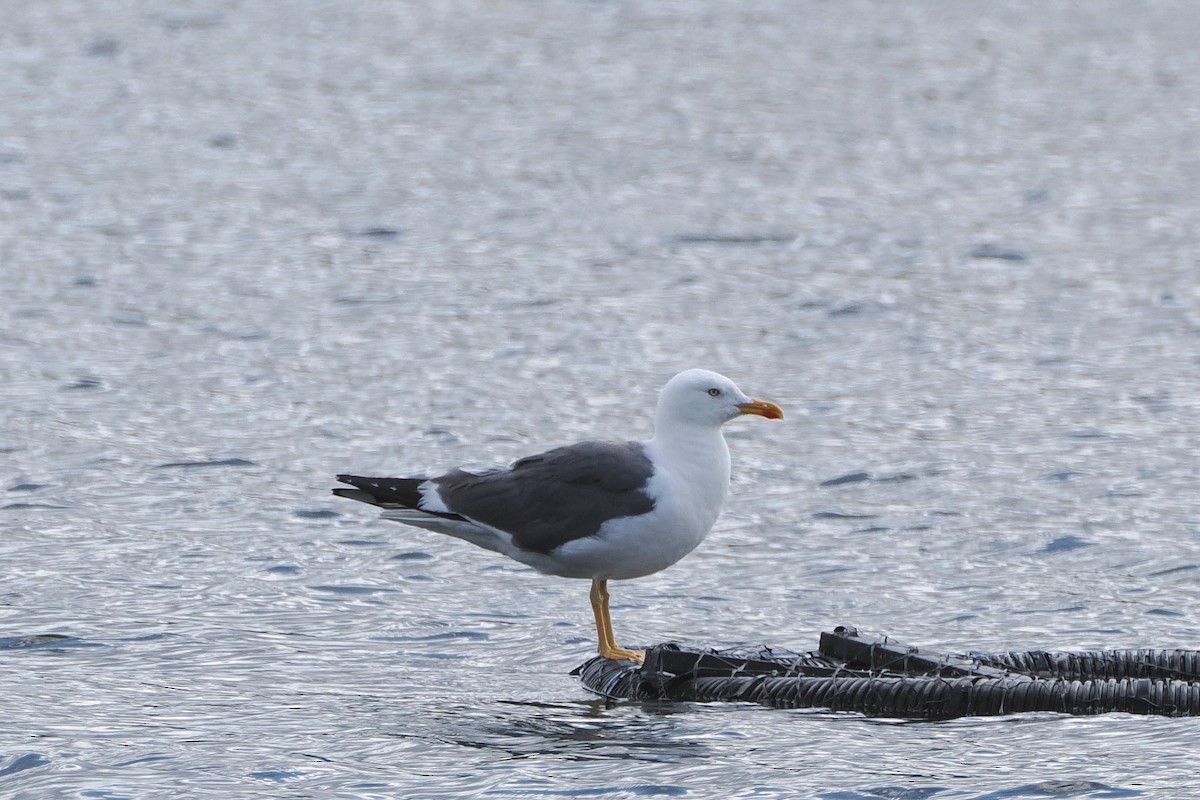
[573,629,1200,719]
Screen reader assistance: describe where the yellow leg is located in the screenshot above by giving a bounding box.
[589,578,623,656]
[589,578,645,663]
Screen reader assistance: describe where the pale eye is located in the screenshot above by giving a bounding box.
[707,387,721,397]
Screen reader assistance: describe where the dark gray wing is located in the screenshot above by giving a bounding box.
[432,440,655,554]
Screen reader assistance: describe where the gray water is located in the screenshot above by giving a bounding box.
[3,1,1200,797]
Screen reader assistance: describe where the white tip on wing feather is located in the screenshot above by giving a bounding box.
[415,479,452,513]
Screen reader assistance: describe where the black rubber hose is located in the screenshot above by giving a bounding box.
[967,649,1200,681]
[576,655,1200,718]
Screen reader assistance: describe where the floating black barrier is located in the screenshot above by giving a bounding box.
[572,626,1200,719]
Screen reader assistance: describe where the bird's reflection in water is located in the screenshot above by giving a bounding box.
[395,699,710,763]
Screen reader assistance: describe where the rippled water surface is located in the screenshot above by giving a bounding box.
[4,1,1200,797]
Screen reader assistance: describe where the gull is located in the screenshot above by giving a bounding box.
[334,369,782,663]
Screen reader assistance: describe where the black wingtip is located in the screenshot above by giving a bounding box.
[332,487,376,504]
[333,475,371,503]
[330,475,437,513]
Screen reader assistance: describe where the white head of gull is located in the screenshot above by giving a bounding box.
[334,368,782,663]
